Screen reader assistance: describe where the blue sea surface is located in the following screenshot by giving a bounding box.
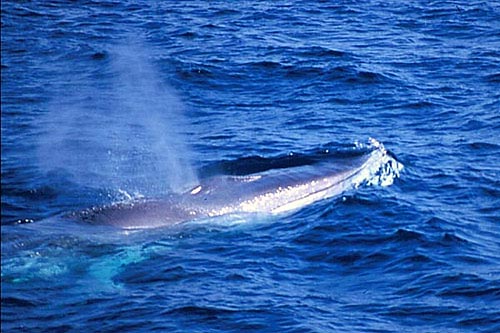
[2,1,500,332]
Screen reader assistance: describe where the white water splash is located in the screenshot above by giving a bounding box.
[357,138,404,188]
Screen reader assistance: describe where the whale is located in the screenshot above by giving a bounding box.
[69,139,401,229]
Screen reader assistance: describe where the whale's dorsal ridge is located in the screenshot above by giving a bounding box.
[227,175,262,182]
[72,140,402,229]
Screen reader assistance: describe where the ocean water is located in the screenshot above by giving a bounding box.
[1,1,500,332]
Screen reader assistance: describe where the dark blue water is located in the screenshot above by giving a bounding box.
[2,1,500,332]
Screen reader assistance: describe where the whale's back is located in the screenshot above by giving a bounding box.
[70,141,401,229]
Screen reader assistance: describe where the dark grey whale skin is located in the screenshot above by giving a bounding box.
[71,144,391,230]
